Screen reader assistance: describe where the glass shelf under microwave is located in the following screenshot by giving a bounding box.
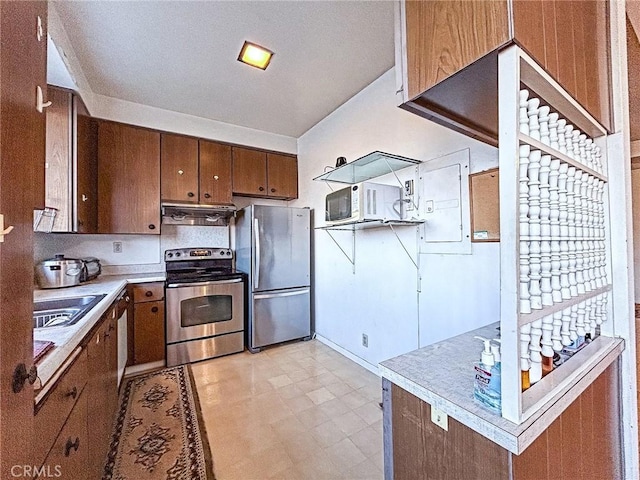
[312,151,421,184]
[315,219,424,231]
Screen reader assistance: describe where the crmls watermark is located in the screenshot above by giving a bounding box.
[10,465,62,478]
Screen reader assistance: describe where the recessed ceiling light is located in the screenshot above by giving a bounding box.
[237,41,274,70]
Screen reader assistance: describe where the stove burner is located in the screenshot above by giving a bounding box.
[164,247,242,284]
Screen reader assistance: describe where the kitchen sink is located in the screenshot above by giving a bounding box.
[33,294,107,329]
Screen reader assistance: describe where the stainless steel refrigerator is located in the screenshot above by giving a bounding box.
[235,205,311,352]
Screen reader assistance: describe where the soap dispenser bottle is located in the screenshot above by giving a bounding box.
[473,336,501,414]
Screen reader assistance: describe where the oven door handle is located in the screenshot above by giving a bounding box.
[166,278,244,288]
[254,217,260,290]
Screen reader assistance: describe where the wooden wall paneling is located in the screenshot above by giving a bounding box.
[560,388,583,478]
[404,0,510,99]
[232,147,267,196]
[0,1,46,475]
[97,121,160,234]
[553,0,578,99]
[580,383,596,479]
[512,429,549,480]
[591,362,622,479]
[45,86,72,231]
[75,96,98,233]
[161,133,199,203]
[541,0,559,79]
[391,384,510,480]
[512,1,546,67]
[545,416,563,477]
[266,153,298,199]
[570,2,588,107]
[199,140,232,204]
[511,363,621,480]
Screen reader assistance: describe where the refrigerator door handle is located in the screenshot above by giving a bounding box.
[254,217,260,289]
[254,288,310,300]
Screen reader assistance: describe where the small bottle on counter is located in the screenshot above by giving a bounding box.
[473,336,501,414]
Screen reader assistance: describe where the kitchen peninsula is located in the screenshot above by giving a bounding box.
[380,324,623,479]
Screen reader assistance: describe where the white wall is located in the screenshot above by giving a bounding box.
[294,68,500,369]
[47,3,297,155]
[34,225,229,275]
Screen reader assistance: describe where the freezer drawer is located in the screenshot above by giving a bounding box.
[251,287,310,349]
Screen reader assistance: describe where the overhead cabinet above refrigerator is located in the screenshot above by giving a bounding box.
[236,205,312,352]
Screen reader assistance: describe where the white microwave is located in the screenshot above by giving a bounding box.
[325,182,402,225]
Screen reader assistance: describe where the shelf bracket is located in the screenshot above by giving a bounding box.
[387,223,422,293]
[323,229,356,274]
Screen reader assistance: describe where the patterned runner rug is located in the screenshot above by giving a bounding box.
[103,365,214,479]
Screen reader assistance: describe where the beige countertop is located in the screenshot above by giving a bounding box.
[33,272,165,388]
[379,323,623,454]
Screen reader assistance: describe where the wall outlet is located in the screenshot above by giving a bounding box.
[431,406,448,431]
[113,241,123,253]
[362,333,368,348]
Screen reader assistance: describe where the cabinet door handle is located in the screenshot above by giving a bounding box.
[12,363,38,393]
[271,188,276,193]
[64,437,80,457]
[65,386,78,400]
[148,224,156,230]
[151,306,159,313]
[187,192,195,197]
[258,186,265,192]
[145,291,153,297]
[203,193,211,199]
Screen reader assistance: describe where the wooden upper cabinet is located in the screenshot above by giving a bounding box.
[400,0,612,142]
[232,147,298,199]
[404,0,510,99]
[161,133,199,203]
[44,87,98,233]
[232,147,268,196]
[199,140,232,204]
[97,121,161,234]
[512,0,611,130]
[267,153,298,199]
[75,96,98,233]
[45,86,73,231]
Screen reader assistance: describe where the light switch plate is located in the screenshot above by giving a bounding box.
[431,406,448,431]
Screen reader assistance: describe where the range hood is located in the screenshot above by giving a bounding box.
[161,203,236,226]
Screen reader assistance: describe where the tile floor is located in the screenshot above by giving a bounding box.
[191,340,384,480]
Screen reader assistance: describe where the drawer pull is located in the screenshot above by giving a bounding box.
[109,323,115,332]
[151,306,159,313]
[145,291,153,297]
[103,331,110,339]
[64,437,80,457]
[65,386,78,400]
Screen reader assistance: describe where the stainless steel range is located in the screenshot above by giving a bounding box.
[165,247,245,367]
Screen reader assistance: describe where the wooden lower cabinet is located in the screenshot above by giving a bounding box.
[387,362,621,480]
[131,281,165,366]
[86,307,119,478]
[134,301,165,364]
[42,391,88,480]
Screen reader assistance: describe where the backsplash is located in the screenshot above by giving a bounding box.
[34,225,229,275]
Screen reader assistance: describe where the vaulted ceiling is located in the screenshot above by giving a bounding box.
[50,1,396,138]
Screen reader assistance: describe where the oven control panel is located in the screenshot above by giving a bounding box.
[165,248,233,261]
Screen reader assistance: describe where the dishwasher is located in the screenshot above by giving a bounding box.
[115,289,130,387]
